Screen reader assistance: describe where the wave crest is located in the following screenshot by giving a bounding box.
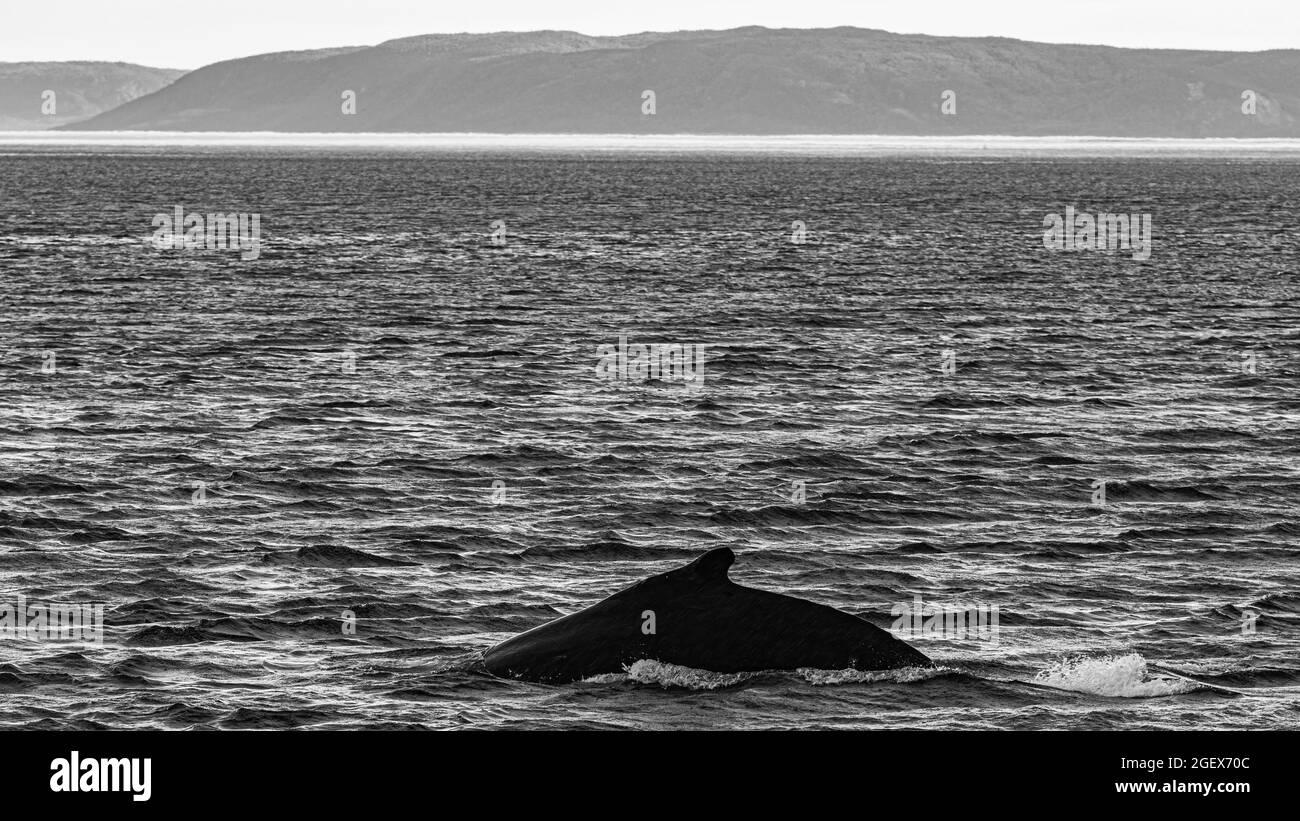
[1033,653,1197,697]
[597,660,949,690]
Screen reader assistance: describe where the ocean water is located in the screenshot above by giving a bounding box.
[0,144,1297,729]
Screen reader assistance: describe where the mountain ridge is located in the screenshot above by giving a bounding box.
[61,27,1300,135]
[1,61,185,129]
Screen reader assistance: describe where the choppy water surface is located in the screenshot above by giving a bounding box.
[0,147,1297,729]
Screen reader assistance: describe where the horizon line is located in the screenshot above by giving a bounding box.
[6,132,1300,158]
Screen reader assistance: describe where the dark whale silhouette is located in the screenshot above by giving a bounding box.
[484,547,930,683]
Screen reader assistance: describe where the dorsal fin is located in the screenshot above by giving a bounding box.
[686,547,734,581]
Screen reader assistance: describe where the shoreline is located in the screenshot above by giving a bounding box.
[5,131,1300,157]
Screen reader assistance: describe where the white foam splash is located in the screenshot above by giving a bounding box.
[595,660,948,690]
[797,665,948,685]
[1033,653,1198,698]
[622,659,756,689]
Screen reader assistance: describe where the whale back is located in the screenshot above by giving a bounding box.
[483,547,929,682]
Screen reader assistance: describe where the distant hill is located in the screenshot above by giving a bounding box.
[0,62,185,129]
[65,28,1300,135]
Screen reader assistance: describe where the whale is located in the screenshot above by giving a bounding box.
[483,547,930,683]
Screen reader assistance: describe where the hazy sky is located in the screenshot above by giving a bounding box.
[5,0,1297,69]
